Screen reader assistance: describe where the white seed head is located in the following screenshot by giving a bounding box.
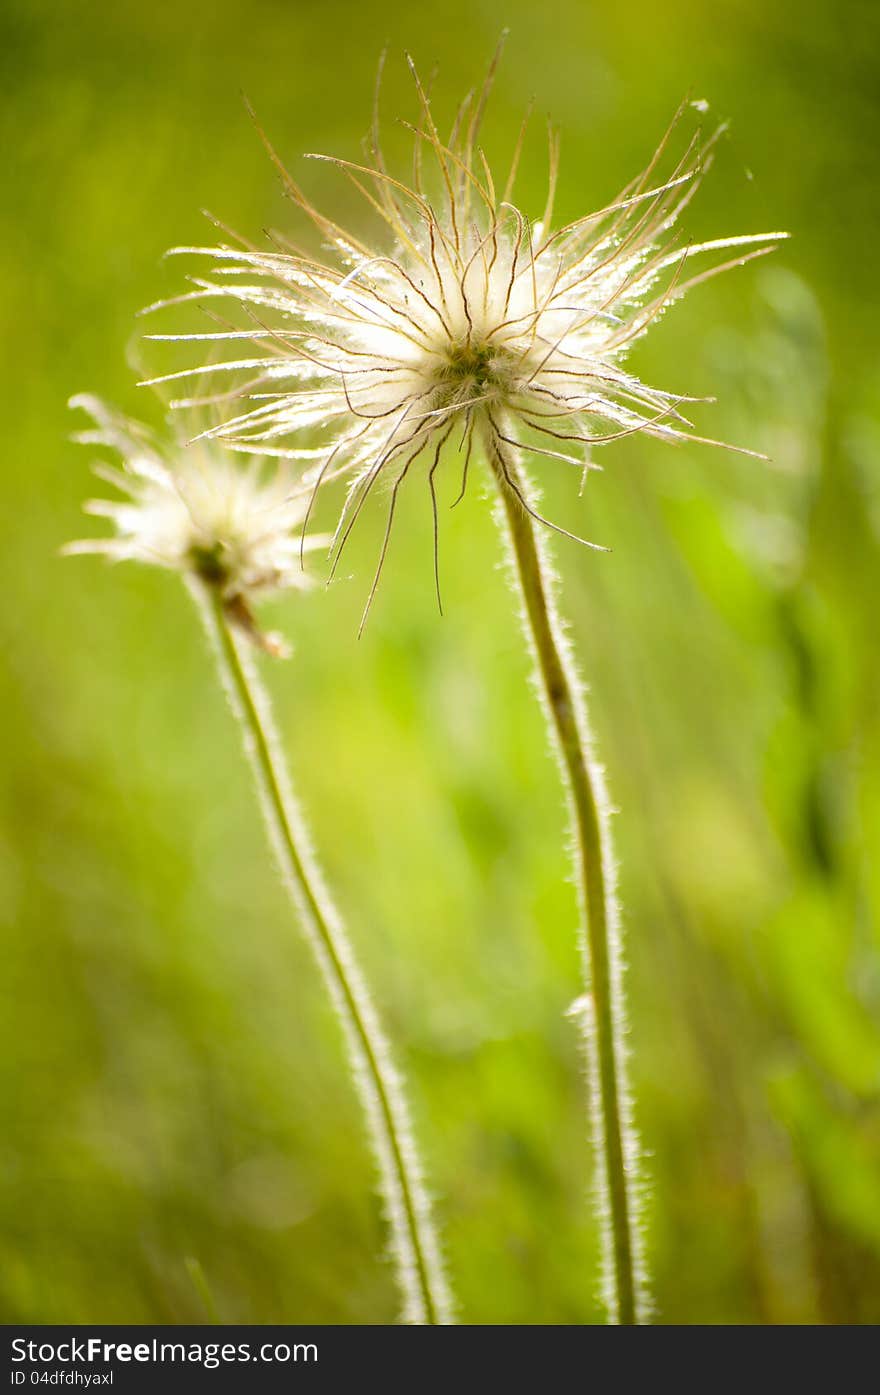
[67,394,324,652]
[146,51,786,623]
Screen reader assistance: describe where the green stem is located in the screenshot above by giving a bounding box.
[201,588,453,1325]
[488,437,645,1324]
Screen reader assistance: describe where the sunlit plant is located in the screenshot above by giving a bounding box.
[143,45,784,1324]
[66,395,454,1325]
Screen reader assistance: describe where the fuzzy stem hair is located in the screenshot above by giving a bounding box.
[486,434,647,1324]
[198,585,453,1325]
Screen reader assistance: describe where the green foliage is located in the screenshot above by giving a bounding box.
[1,0,878,1324]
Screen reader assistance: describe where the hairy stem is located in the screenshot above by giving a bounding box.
[199,587,453,1325]
[487,437,646,1324]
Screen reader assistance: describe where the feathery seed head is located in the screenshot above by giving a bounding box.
[146,48,786,625]
[66,395,323,653]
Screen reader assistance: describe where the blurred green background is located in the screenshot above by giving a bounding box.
[2,0,879,1325]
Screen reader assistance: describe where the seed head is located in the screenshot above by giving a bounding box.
[66,394,323,653]
[145,49,786,627]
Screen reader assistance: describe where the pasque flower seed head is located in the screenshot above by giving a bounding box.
[145,52,784,629]
[67,394,325,652]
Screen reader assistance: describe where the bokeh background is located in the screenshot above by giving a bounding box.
[2,0,879,1325]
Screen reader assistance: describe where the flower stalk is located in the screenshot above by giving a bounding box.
[199,584,453,1325]
[488,434,643,1324]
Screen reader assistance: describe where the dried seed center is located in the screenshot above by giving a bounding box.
[437,339,511,404]
[189,541,230,587]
